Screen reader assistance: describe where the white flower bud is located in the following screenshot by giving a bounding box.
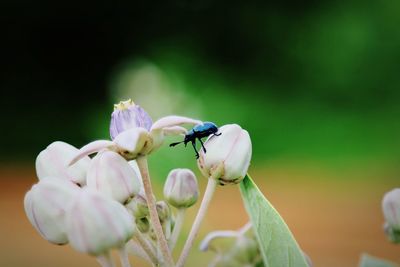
[382,188,400,230]
[163,168,199,208]
[87,150,141,204]
[65,188,135,255]
[24,177,80,244]
[36,141,91,185]
[198,124,252,185]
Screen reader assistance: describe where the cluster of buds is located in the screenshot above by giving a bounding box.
[24,99,253,267]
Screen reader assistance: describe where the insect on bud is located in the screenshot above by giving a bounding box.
[36,141,91,186]
[65,188,135,255]
[24,177,80,245]
[382,188,400,231]
[126,193,149,219]
[86,150,141,204]
[163,168,199,209]
[198,124,252,185]
[110,99,153,140]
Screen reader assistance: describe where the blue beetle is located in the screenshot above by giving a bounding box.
[170,122,221,159]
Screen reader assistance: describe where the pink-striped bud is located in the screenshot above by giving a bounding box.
[65,188,135,255]
[24,177,80,244]
[87,150,141,204]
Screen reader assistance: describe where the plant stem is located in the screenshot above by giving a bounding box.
[125,240,152,263]
[135,231,158,265]
[136,156,174,267]
[96,252,115,267]
[169,208,186,251]
[119,245,132,267]
[176,178,217,267]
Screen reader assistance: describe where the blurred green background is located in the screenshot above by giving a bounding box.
[2,0,400,176]
[1,0,400,266]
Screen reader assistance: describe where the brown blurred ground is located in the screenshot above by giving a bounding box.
[1,163,399,267]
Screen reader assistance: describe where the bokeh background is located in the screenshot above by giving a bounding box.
[1,0,400,266]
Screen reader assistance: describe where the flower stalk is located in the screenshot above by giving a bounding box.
[134,230,158,265]
[119,245,132,267]
[96,253,115,267]
[136,156,174,267]
[176,176,219,267]
[169,208,186,251]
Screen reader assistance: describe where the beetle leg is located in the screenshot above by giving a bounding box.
[214,132,222,136]
[191,140,199,159]
[198,138,207,153]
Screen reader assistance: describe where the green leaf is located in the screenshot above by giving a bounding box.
[239,175,309,267]
[359,254,399,267]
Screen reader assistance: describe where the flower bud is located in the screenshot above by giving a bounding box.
[65,188,135,255]
[198,124,252,185]
[382,188,400,231]
[163,168,199,208]
[135,217,150,233]
[126,193,149,218]
[24,177,80,244]
[86,150,141,204]
[36,141,91,185]
[110,99,153,140]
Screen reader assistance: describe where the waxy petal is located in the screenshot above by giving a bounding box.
[163,126,188,136]
[69,140,115,166]
[150,115,202,131]
[113,128,150,153]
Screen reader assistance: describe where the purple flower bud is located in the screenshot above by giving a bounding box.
[163,168,199,208]
[65,188,134,255]
[110,99,153,140]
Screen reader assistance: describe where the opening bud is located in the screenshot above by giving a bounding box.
[110,99,153,140]
[65,188,135,255]
[24,177,80,245]
[163,168,199,209]
[198,124,252,185]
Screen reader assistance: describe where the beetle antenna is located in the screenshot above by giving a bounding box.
[170,141,184,147]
